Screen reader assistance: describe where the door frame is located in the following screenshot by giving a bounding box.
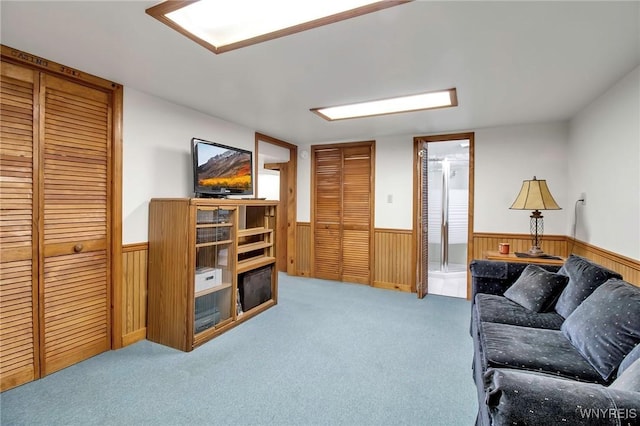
[412,132,475,300]
[254,133,297,275]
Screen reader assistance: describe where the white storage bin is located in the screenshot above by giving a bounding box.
[195,267,223,293]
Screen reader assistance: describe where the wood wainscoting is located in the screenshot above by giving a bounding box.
[121,243,148,346]
[473,233,639,287]
[373,229,413,292]
[296,223,413,292]
[472,233,568,261]
[296,222,311,276]
[117,231,637,347]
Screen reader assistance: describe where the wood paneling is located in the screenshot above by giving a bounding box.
[122,243,148,346]
[374,229,412,292]
[297,224,412,291]
[296,222,311,276]
[473,233,639,288]
[472,233,568,261]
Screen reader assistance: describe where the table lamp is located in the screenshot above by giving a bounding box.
[510,176,561,256]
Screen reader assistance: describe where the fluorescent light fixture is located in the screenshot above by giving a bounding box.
[311,88,458,121]
[146,0,411,54]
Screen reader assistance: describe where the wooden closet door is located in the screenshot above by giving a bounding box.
[40,74,111,375]
[0,61,39,391]
[342,145,373,284]
[312,142,374,285]
[312,147,342,280]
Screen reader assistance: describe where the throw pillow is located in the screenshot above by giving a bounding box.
[611,358,640,392]
[554,255,622,318]
[561,279,640,381]
[504,264,569,312]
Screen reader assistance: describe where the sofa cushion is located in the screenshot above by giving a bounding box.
[480,322,605,383]
[619,344,640,376]
[504,264,569,312]
[561,279,640,381]
[475,294,564,330]
[611,358,640,392]
[485,368,640,426]
[554,255,623,318]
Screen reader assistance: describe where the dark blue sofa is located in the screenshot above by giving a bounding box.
[470,255,640,425]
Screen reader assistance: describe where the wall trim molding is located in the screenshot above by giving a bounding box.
[375,228,412,234]
[122,329,147,347]
[473,232,567,241]
[123,242,149,253]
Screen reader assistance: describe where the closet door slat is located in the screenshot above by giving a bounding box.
[0,62,38,391]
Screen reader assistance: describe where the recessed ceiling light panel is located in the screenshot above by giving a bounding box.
[311,88,458,121]
[146,0,411,54]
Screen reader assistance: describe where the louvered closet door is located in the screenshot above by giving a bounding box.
[341,145,372,284]
[40,74,110,375]
[0,62,39,391]
[313,147,342,280]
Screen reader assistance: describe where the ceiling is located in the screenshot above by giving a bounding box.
[1,1,639,145]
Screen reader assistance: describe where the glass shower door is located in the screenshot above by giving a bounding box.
[426,141,469,298]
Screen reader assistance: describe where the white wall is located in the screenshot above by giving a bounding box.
[123,69,637,260]
[297,124,569,235]
[568,66,640,259]
[258,172,280,200]
[474,122,569,235]
[296,135,415,229]
[122,88,255,244]
[374,135,415,229]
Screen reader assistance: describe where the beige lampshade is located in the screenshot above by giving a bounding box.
[510,176,561,210]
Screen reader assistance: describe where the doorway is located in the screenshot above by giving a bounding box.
[254,133,297,275]
[414,133,475,299]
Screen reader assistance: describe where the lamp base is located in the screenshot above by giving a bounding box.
[527,246,545,257]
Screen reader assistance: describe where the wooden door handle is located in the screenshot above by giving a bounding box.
[73,244,84,253]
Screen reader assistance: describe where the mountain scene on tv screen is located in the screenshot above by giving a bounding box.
[198,150,251,190]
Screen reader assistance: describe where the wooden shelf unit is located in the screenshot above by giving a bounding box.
[147,198,278,351]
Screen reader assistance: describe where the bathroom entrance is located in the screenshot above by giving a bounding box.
[414,133,474,299]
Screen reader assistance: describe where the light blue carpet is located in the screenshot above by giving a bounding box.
[1,274,477,425]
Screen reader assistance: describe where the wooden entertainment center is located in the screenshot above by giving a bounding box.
[147,198,277,351]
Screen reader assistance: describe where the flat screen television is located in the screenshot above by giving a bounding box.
[191,138,253,198]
